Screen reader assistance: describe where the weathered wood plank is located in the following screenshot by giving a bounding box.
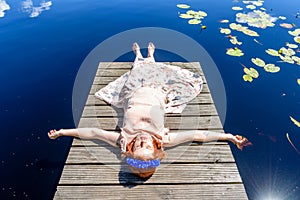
[81,104,218,117]
[65,144,234,164]
[59,163,242,185]
[55,184,248,200]
[78,116,223,130]
[86,93,214,105]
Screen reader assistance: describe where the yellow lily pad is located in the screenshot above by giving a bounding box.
[251,58,265,67]
[280,23,294,29]
[297,79,300,85]
[246,5,256,9]
[242,29,259,36]
[294,36,300,44]
[266,49,280,56]
[286,43,298,49]
[244,67,259,78]
[232,6,243,11]
[220,28,231,34]
[279,16,286,20]
[177,4,190,9]
[292,56,300,62]
[264,64,280,73]
[279,55,295,64]
[179,14,194,19]
[243,74,253,82]
[230,36,242,45]
[226,48,244,57]
[197,11,207,17]
[290,116,300,127]
[288,29,300,37]
[188,19,201,24]
[260,7,266,11]
[219,19,229,23]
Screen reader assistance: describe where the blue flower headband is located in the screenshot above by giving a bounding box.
[126,157,160,169]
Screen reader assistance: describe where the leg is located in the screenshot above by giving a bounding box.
[132,42,143,62]
[147,42,155,62]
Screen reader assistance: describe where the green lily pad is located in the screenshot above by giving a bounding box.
[246,5,256,9]
[266,49,280,56]
[294,36,300,44]
[243,74,253,82]
[264,64,280,73]
[220,28,231,34]
[286,43,298,49]
[244,67,259,78]
[188,19,201,24]
[226,48,244,57]
[179,14,194,19]
[232,6,243,11]
[230,36,242,45]
[177,4,190,9]
[242,28,259,36]
[251,58,265,67]
[279,55,295,64]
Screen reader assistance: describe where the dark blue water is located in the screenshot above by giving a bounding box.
[1,0,300,199]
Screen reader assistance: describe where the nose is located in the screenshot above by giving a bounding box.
[140,141,145,148]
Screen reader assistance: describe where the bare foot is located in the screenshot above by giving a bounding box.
[233,135,253,150]
[147,42,155,58]
[132,42,142,58]
[48,129,61,140]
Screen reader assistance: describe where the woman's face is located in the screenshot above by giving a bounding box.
[132,132,155,159]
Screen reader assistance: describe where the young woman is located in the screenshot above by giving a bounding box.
[48,42,251,178]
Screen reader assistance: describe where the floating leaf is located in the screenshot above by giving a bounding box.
[292,56,300,62]
[288,29,300,37]
[260,7,266,11]
[219,19,229,23]
[280,23,294,29]
[220,28,231,34]
[226,48,244,56]
[264,64,280,73]
[246,5,256,9]
[188,19,201,24]
[197,11,207,17]
[266,49,280,56]
[230,36,242,45]
[290,116,300,127]
[297,79,300,85]
[243,74,253,82]
[177,4,190,9]
[279,55,295,64]
[251,58,265,67]
[279,16,286,20]
[280,47,296,56]
[242,28,259,36]
[294,36,300,44]
[286,43,298,49]
[244,67,259,78]
[232,6,243,11]
[179,14,194,19]
[187,10,196,15]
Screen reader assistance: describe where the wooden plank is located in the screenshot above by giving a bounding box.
[81,104,218,117]
[65,144,234,164]
[78,116,223,130]
[58,163,242,185]
[86,93,214,105]
[55,184,248,200]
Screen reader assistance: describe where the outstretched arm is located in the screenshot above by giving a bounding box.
[166,130,251,150]
[48,128,120,147]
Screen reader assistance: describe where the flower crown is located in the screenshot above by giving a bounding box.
[126,157,160,169]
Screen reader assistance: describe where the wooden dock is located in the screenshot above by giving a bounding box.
[54,62,248,200]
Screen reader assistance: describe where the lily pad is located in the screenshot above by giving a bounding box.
[266,49,280,56]
[292,56,300,62]
[244,67,259,78]
[294,36,300,44]
[264,64,280,73]
[232,6,243,11]
[288,29,300,37]
[279,16,286,20]
[242,28,259,36]
[179,14,194,19]
[230,36,242,45]
[280,23,294,29]
[251,58,265,67]
[197,11,207,17]
[188,19,201,24]
[297,79,300,85]
[286,43,298,49]
[279,55,295,64]
[226,48,244,56]
[243,74,253,82]
[219,19,229,23]
[220,28,231,34]
[177,4,190,9]
[246,5,256,9]
[260,7,267,11]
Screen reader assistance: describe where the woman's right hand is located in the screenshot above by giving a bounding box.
[48,129,61,140]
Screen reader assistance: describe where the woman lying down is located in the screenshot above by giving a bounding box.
[48,42,252,178]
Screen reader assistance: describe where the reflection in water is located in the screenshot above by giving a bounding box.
[0,0,10,17]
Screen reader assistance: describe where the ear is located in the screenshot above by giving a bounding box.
[126,139,135,155]
[152,138,163,150]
